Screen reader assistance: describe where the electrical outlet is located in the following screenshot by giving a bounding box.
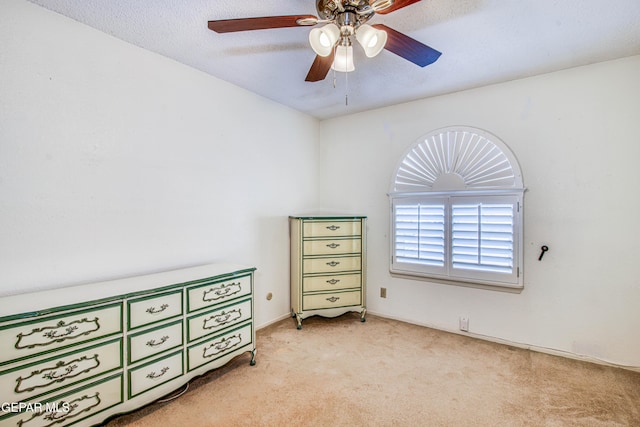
[380,287,387,298]
[459,317,469,332]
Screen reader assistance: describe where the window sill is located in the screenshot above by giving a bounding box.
[389,269,524,293]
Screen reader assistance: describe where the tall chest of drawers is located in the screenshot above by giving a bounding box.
[0,264,255,427]
[290,215,367,329]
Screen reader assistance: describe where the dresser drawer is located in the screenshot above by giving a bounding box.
[303,291,362,311]
[303,256,361,274]
[0,338,122,403]
[303,220,361,238]
[128,351,183,398]
[303,238,361,256]
[303,273,362,293]
[0,303,122,365]
[128,290,183,330]
[0,373,123,427]
[187,323,252,372]
[187,275,252,313]
[128,320,183,364]
[188,299,251,342]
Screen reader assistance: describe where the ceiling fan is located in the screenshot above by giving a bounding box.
[207,0,442,82]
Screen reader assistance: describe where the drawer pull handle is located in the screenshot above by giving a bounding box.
[203,282,242,302]
[203,334,242,358]
[16,317,101,350]
[146,304,169,315]
[326,261,340,267]
[326,243,340,249]
[15,354,101,394]
[146,366,170,380]
[326,225,340,231]
[326,296,340,303]
[203,309,242,330]
[146,336,170,347]
[326,279,340,285]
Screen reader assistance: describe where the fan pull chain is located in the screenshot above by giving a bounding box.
[332,45,337,88]
[345,70,349,106]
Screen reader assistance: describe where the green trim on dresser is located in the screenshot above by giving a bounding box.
[0,338,123,401]
[0,302,123,367]
[290,216,367,329]
[186,321,254,372]
[126,289,184,331]
[126,319,184,365]
[186,273,253,313]
[0,267,257,323]
[289,215,367,219]
[0,373,124,426]
[0,264,256,427]
[127,350,184,399]
[186,297,252,343]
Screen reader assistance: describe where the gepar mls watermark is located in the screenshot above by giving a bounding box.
[2,402,71,414]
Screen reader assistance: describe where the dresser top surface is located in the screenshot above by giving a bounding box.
[0,263,255,319]
[289,215,367,220]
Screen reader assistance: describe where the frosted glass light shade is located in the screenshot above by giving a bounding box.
[356,24,387,57]
[309,24,340,57]
[331,45,355,72]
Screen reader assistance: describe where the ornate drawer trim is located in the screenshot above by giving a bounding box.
[127,319,184,365]
[302,238,362,256]
[1,374,123,427]
[187,323,253,372]
[187,299,252,343]
[0,338,123,402]
[302,273,362,293]
[302,220,362,238]
[127,351,184,398]
[187,274,252,313]
[0,304,123,366]
[302,291,362,311]
[127,290,183,331]
[302,256,362,275]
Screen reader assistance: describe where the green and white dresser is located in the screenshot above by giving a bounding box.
[290,215,367,329]
[0,264,255,427]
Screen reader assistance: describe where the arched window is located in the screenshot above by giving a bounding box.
[389,126,525,289]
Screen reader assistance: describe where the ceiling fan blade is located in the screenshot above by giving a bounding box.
[372,0,422,15]
[373,24,441,67]
[208,15,317,33]
[305,51,336,82]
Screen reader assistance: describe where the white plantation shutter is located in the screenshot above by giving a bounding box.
[450,197,519,284]
[394,200,446,272]
[451,202,514,273]
[390,127,524,289]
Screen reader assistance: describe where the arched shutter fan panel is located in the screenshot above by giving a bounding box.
[392,127,523,193]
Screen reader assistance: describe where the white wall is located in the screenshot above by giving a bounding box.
[3,0,639,369]
[0,0,319,328]
[318,55,640,368]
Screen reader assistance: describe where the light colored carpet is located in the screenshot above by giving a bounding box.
[104,313,640,426]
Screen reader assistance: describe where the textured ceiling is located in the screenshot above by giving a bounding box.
[27,0,640,120]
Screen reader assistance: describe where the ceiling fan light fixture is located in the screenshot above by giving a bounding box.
[331,45,355,73]
[370,0,395,12]
[356,24,388,57]
[309,24,340,57]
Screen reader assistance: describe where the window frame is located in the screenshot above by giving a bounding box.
[389,126,525,291]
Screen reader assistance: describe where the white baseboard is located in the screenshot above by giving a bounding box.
[367,310,640,373]
[255,312,293,331]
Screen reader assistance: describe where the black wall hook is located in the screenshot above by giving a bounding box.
[538,245,549,261]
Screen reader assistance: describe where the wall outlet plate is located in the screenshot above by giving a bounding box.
[380,287,387,298]
[459,317,469,332]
